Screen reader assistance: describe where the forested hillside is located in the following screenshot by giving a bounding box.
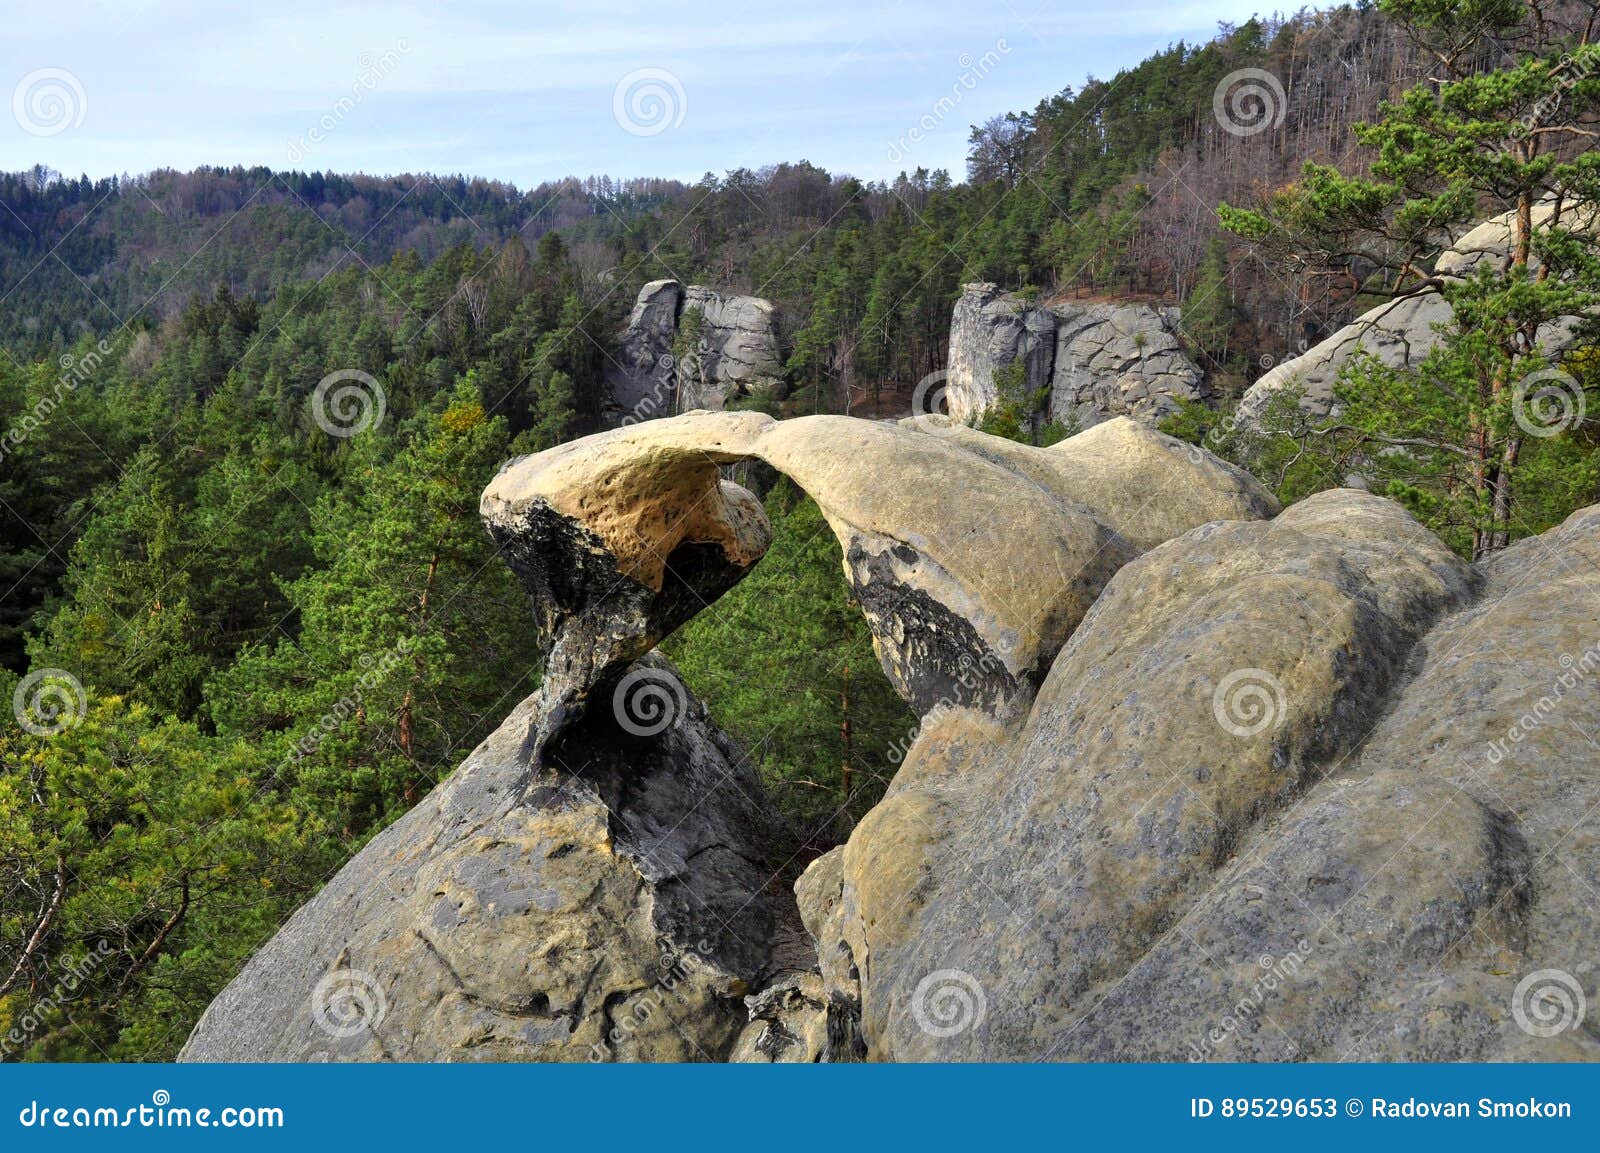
[6,9,1434,386]
[3,0,1598,1061]
[0,166,680,353]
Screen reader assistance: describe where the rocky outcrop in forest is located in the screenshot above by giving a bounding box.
[946,283,1208,429]
[602,280,786,423]
[183,412,1599,1063]
[1237,200,1597,426]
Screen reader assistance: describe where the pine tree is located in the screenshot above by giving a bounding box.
[1221,0,1600,557]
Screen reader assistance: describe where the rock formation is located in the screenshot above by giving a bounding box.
[184,410,1599,1063]
[1049,299,1209,429]
[944,283,1058,423]
[678,286,786,410]
[602,280,786,423]
[1237,200,1597,426]
[180,412,1274,1061]
[945,283,1208,429]
[601,278,683,424]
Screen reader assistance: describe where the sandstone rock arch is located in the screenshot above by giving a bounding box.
[181,412,1600,1064]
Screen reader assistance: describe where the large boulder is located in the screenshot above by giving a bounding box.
[483,411,1274,719]
[679,286,786,409]
[602,281,787,423]
[601,278,683,424]
[184,417,785,1062]
[945,283,1058,423]
[943,283,1207,429]
[182,412,1277,1062]
[180,654,781,1062]
[799,490,1600,1061]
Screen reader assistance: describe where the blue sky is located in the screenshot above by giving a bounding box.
[2,0,1270,187]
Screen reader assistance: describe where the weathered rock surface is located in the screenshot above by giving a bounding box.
[679,286,786,409]
[187,410,1599,1063]
[1238,201,1597,425]
[601,278,683,424]
[1049,299,1208,428]
[904,414,1278,552]
[945,283,1058,423]
[801,490,1599,1061]
[728,973,836,1063]
[184,412,1275,1063]
[602,280,786,422]
[180,655,779,1062]
[944,283,1207,428]
[184,416,786,1061]
[484,411,1274,720]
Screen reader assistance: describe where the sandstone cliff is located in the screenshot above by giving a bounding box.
[945,283,1208,429]
[602,280,786,423]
